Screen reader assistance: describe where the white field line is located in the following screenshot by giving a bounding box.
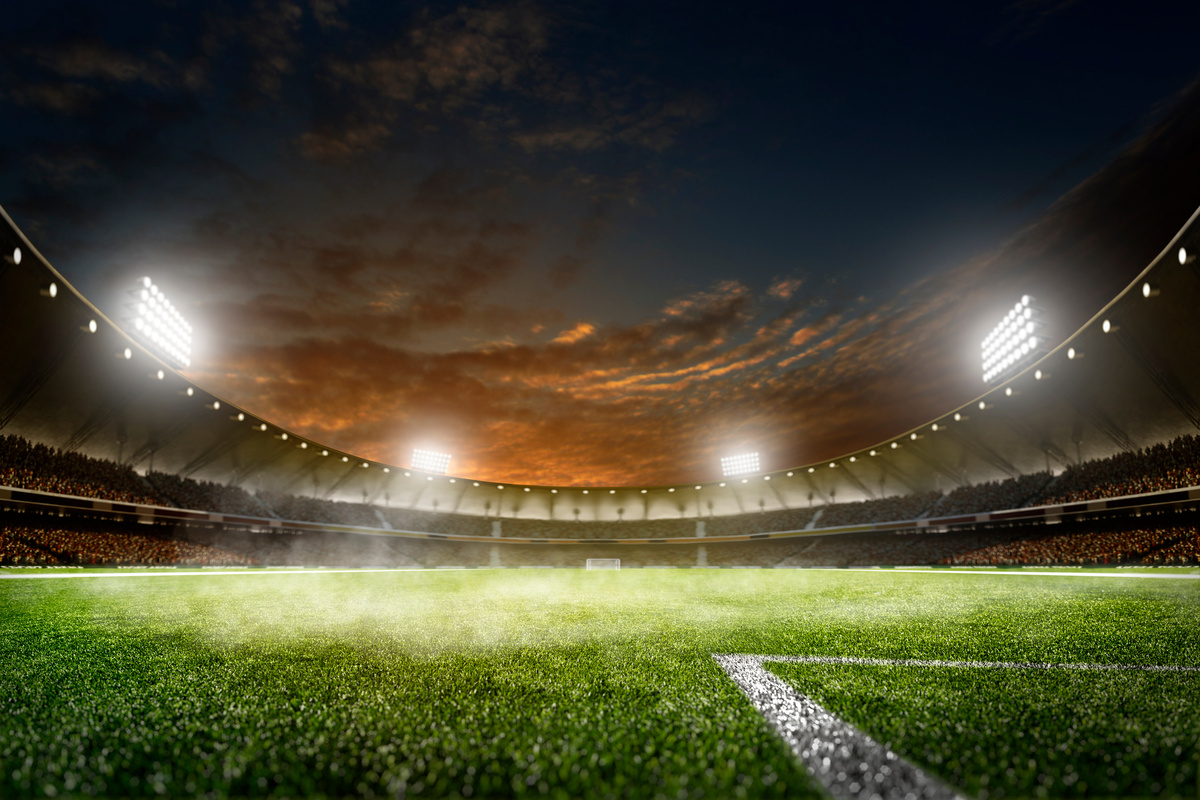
[715,653,1200,800]
[715,654,964,800]
[0,567,479,580]
[842,568,1200,579]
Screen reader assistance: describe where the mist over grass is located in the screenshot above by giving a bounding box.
[1,569,1197,798]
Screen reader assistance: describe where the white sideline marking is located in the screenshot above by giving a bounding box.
[846,568,1199,579]
[0,567,477,580]
[715,653,1200,800]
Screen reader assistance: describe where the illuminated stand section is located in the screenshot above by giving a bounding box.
[412,448,452,475]
[981,295,1044,385]
[129,277,192,369]
[721,452,761,477]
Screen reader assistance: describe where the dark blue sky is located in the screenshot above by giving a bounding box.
[2,0,1199,484]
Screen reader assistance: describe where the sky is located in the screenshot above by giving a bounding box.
[2,0,1200,486]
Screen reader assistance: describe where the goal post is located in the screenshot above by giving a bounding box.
[586,558,620,570]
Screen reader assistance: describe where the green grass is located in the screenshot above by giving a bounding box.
[0,568,1197,799]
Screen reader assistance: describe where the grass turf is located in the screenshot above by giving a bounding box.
[0,568,1197,799]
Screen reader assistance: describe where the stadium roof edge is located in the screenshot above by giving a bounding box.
[1,202,1199,519]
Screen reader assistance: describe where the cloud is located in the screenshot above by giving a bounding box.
[551,322,595,344]
[36,40,174,87]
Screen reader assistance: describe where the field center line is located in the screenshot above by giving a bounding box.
[841,568,1200,579]
[714,654,966,800]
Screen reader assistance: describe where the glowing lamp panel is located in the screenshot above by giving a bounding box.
[720,452,760,477]
[132,277,192,368]
[980,295,1044,384]
[412,449,452,474]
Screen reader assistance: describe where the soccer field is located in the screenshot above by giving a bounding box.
[1,567,1198,799]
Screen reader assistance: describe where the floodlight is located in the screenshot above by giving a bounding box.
[1180,247,1190,265]
[9,247,20,264]
[1102,319,1116,333]
[123,347,132,360]
[720,452,760,477]
[412,448,452,474]
[87,320,97,333]
[127,277,193,368]
[1142,282,1159,298]
[981,296,1045,384]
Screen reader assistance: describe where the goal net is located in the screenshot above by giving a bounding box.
[586,558,620,571]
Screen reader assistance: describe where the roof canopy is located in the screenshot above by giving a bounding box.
[2,204,1199,521]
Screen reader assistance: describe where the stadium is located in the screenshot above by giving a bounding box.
[3,5,1200,798]
[1,195,1199,800]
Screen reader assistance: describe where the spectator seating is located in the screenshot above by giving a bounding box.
[1039,434,1200,504]
[0,435,158,505]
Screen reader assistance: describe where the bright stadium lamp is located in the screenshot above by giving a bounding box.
[412,448,452,474]
[981,296,1045,384]
[720,452,760,477]
[127,277,193,369]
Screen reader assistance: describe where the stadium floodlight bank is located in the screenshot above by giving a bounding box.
[128,277,192,368]
[586,558,620,570]
[411,448,452,474]
[981,295,1044,384]
[721,452,760,477]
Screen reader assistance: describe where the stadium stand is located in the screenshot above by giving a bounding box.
[146,471,274,517]
[381,507,491,536]
[257,490,382,528]
[4,427,1200,568]
[1037,434,1200,504]
[0,523,254,566]
[0,434,158,505]
[1142,527,1200,564]
[928,472,1053,517]
[816,490,942,527]
[498,517,696,539]
[940,525,1197,566]
[705,507,817,535]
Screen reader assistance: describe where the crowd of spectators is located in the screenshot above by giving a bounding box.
[499,517,697,539]
[928,472,1053,517]
[1038,435,1200,505]
[0,435,158,505]
[706,507,817,536]
[940,526,1194,566]
[382,507,492,536]
[0,524,255,566]
[258,491,382,528]
[0,526,63,565]
[147,471,273,517]
[1141,528,1200,564]
[817,490,942,528]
